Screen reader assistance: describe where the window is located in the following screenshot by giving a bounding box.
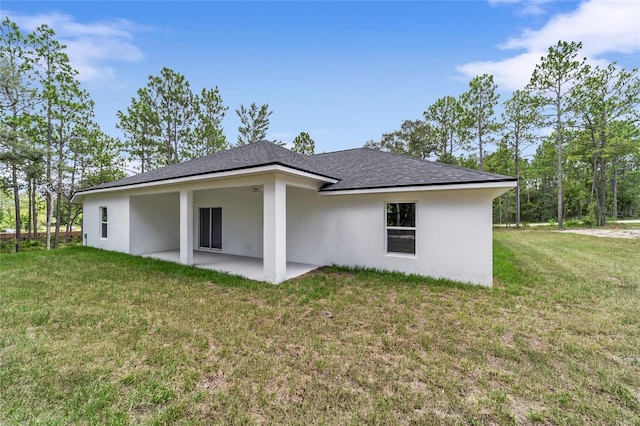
[100,206,108,239]
[199,207,222,250]
[386,202,415,254]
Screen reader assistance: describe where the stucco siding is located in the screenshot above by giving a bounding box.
[194,187,263,258]
[286,186,336,266]
[129,193,180,255]
[81,176,500,286]
[322,189,495,286]
[82,193,130,253]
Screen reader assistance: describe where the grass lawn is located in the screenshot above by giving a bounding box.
[1,230,639,424]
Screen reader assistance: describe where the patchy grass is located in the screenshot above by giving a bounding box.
[0,231,639,424]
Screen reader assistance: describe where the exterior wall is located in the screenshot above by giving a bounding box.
[129,193,180,255]
[286,186,336,266]
[194,187,263,258]
[82,193,130,253]
[80,170,502,286]
[287,188,497,286]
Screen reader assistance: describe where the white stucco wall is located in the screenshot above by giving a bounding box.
[129,193,180,255]
[286,186,336,266]
[194,187,263,258]
[79,170,506,286]
[82,193,130,253]
[286,188,498,286]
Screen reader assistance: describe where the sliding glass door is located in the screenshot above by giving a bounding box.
[199,207,222,250]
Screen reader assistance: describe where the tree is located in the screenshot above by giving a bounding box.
[236,102,272,145]
[189,87,228,159]
[571,63,640,225]
[145,67,197,165]
[461,74,500,170]
[527,40,587,229]
[117,91,160,173]
[119,70,229,169]
[423,96,468,164]
[291,131,315,155]
[502,89,542,226]
[0,18,39,252]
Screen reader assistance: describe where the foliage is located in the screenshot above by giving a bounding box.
[367,40,640,225]
[236,102,272,145]
[527,41,588,229]
[291,131,315,155]
[117,69,229,169]
[1,232,640,423]
[0,18,116,251]
[460,73,501,170]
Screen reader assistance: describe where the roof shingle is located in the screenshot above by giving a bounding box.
[78,140,515,194]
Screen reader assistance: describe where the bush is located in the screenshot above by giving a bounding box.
[583,203,596,227]
[564,219,582,228]
[582,214,596,227]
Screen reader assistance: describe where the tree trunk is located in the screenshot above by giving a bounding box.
[515,148,521,227]
[591,153,599,224]
[54,193,61,249]
[65,156,77,243]
[32,181,38,243]
[46,103,53,250]
[612,163,618,219]
[556,97,563,229]
[11,164,21,253]
[27,179,32,240]
[599,154,606,226]
[478,126,483,171]
[45,190,53,251]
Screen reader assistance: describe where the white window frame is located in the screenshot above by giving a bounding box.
[99,206,108,239]
[385,201,417,256]
[197,206,223,251]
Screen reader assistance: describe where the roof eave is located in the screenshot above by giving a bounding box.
[75,163,339,198]
[319,179,517,195]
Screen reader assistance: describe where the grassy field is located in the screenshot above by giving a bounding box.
[1,230,639,425]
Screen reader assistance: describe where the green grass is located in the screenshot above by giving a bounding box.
[1,230,639,424]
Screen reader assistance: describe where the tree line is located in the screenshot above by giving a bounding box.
[0,18,316,252]
[2,18,637,254]
[365,41,640,228]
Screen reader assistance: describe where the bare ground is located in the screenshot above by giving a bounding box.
[560,228,640,239]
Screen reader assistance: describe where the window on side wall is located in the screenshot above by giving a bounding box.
[100,206,108,239]
[386,202,415,254]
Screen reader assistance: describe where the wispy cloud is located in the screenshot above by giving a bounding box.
[488,0,556,16]
[457,0,640,91]
[6,11,149,85]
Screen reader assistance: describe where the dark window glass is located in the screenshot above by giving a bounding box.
[100,207,108,238]
[199,207,222,249]
[387,229,415,254]
[200,208,210,248]
[211,207,222,249]
[387,203,415,227]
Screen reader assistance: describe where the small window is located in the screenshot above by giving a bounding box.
[100,206,108,239]
[386,202,415,254]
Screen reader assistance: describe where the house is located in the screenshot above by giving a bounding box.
[71,140,516,286]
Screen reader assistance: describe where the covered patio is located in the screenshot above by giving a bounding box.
[143,250,319,282]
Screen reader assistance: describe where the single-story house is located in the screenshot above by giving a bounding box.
[71,140,516,286]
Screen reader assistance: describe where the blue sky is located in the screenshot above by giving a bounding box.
[3,1,639,153]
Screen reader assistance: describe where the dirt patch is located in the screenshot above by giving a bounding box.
[560,229,640,239]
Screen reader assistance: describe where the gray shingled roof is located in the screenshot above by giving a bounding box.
[311,148,515,191]
[79,140,336,192]
[78,140,515,194]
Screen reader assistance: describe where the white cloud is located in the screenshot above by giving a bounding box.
[489,0,556,16]
[6,11,148,85]
[457,0,640,91]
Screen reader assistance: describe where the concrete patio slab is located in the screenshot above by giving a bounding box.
[142,250,319,282]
